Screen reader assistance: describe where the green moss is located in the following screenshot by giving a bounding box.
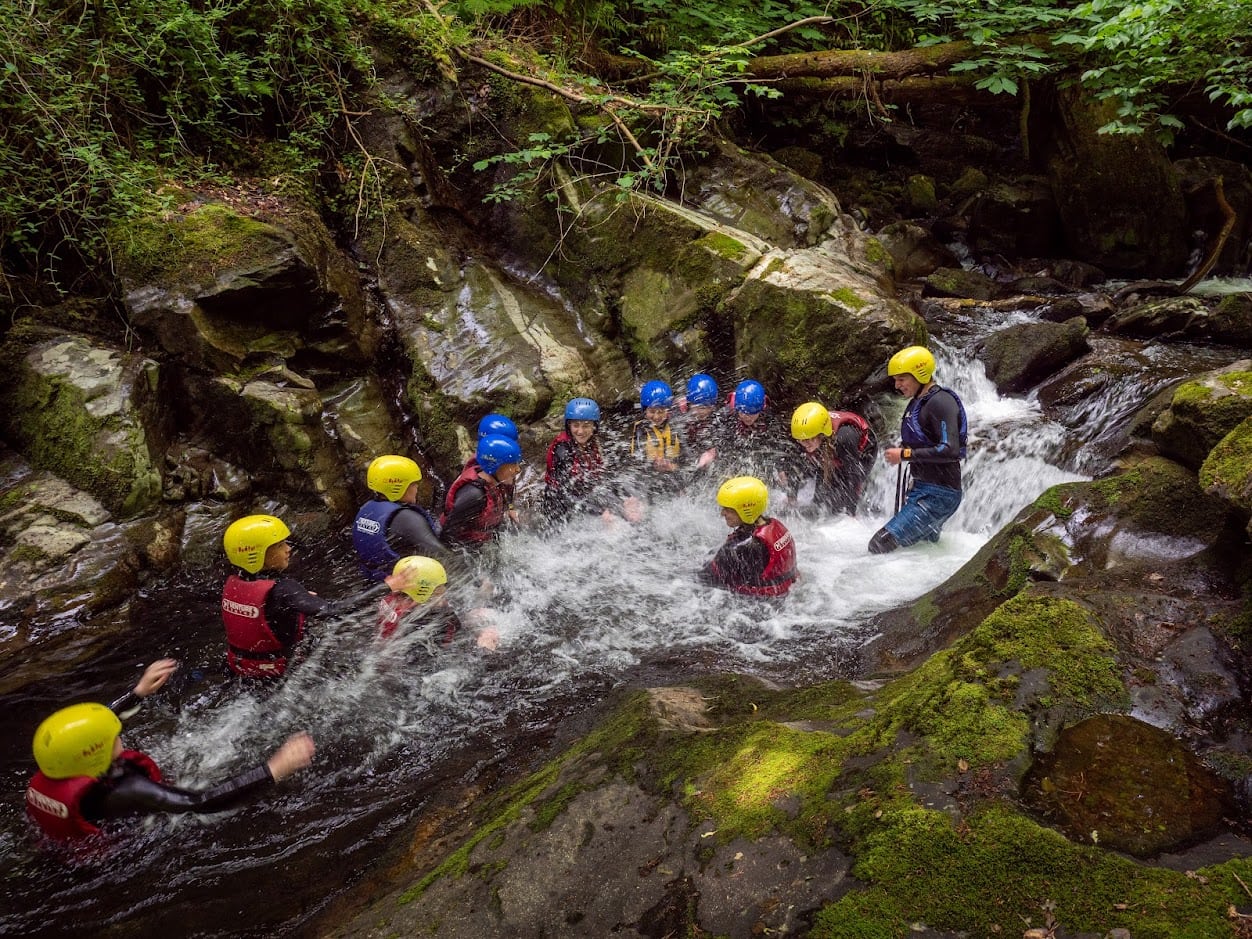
[697,231,748,261]
[1032,484,1077,519]
[111,202,284,285]
[1200,415,1252,511]
[812,805,1245,938]
[825,287,868,311]
[861,236,890,268]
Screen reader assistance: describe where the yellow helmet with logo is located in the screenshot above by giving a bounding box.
[791,402,833,440]
[887,345,935,384]
[32,703,122,779]
[367,455,422,501]
[717,476,769,524]
[223,514,291,574]
[391,556,448,603]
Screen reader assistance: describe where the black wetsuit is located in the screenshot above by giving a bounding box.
[79,758,275,823]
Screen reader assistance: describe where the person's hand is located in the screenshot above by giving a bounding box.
[696,450,716,469]
[134,658,179,697]
[884,447,904,466]
[267,732,315,782]
[622,497,644,523]
[475,626,500,651]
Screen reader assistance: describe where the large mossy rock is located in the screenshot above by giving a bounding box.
[1151,363,1252,471]
[1105,294,1252,347]
[980,316,1090,394]
[1200,413,1252,534]
[1033,86,1188,277]
[114,200,374,372]
[0,333,164,516]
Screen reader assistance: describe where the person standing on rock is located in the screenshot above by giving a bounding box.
[869,346,967,554]
[352,455,447,582]
[25,658,314,847]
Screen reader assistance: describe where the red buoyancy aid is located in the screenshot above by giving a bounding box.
[740,518,797,597]
[829,411,871,453]
[26,751,162,841]
[440,462,507,545]
[544,431,604,489]
[222,575,303,677]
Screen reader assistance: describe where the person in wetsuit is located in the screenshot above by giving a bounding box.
[353,454,447,582]
[781,401,878,516]
[222,513,369,679]
[715,379,789,481]
[698,476,798,598]
[440,434,522,550]
[676,373,721,473]
[869,345,968,554]
[542,397,642,526]
[25,659,313,844]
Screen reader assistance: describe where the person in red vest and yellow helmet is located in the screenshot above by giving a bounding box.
[698,476,797,598]
[26,659,313,845]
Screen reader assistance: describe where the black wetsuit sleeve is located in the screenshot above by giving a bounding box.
[266,578,332,645]
[386,508,448,558]
[700,528,768,590]
[441,484,487,542]
[83,763,275,821]
[107,690,142,716]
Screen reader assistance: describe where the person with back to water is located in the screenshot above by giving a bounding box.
[869,345,968,554]
[629,380,685,492]
[440,434,523,549]
[542,397,643,526]
[377,555,501,651]
[676,373,721,473]
[353,454,447,583]
[25,658,314,846]
[716,378,789,479]
[698,476,798,598]
[222,513,366,679]
[781,401,878,516]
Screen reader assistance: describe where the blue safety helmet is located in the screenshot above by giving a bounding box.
[733,379,766,415]
[640,380,674,409]
[686,373,719,407]
[476,434,522,475]
[564,397,601,422]
[478,413,519,441]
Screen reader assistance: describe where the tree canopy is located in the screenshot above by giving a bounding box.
[1,0,1249,288]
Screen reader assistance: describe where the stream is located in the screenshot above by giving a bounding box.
[0,319,1241,938]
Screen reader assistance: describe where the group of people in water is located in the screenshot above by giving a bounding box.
[25,344,968,850]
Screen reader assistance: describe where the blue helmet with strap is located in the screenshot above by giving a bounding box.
[686,373,719,406]
[478,413,519,440]
[733,379,766,415]
[476,434,522,474]
[640,380,673,409]
[564,397,601,421]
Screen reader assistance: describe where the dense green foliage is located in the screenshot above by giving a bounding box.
[2,0,1249,287]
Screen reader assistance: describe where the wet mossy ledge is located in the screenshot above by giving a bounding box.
[368,592,1252,938]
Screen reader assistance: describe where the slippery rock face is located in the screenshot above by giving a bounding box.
[0,334,164,517]
[1105,294,1252,347]
[1201,413,1252,537]
[979,316,1091,394]
[1151,362,1252,471]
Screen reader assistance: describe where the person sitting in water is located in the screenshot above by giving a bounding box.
[698,476,797,598]
[377,555,500,650]
[780,401,878,516]
[477,414,521,525]
[440,434,522,550]
[222,514,370,679]
[629,380,685,491]
[26,659,314,845]
[869,345,968,554]
[716,378,788,479]
[353,454,447,583]
[542,397,642,526]
[676,373,721,473]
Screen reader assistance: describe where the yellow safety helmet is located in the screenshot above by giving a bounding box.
[717,476,769,524]
[223,514,291,574]
[32,703,122,779]
[887,345,935,384]
[391,556,448,604]
[367,455,422,502]
[791,402,833,441]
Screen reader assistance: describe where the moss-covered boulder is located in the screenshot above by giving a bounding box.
[114,199,373,372]
[1152,363,1252,471]
[921,265,1001,300]
[980,316,1090,394]
[726,242,924,406]
[875,221,958,280]
[1105,294,1252,347]
[1200,413,1252,533]
[0,334,164,516]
